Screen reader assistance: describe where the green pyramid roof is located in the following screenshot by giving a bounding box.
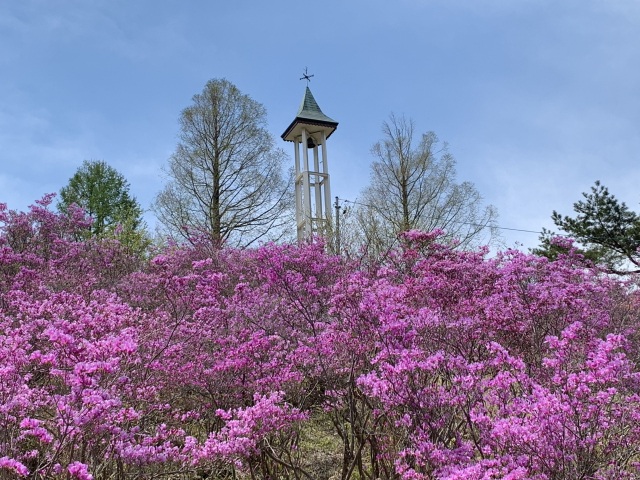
[296,86,337,124]
[282,86,338,142]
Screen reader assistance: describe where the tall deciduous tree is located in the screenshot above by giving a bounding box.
[58,160,147,252]
[154,78,292,247]
[352,114,498,257]
[535,181,640,273]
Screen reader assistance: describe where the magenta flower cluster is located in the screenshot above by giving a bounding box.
[1,198,640,479]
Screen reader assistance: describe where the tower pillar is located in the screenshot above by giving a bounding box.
[282,86,338,243]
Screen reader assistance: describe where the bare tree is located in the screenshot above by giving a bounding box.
[352,114,498,257]
[154,79,292,247]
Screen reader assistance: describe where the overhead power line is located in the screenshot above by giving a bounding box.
[338,198,640,247]
[337,198,543,236]
[335,197,640,256]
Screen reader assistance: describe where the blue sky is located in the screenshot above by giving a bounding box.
[2,0,639,250]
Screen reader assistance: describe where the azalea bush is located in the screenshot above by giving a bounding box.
[1,198,639,479]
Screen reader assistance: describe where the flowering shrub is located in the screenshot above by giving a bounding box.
[1,199,639,479]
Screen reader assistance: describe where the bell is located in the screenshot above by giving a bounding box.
[307,137,316,149]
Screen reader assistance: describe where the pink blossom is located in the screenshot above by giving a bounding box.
[0,457,29,477]
[68,461,93,480]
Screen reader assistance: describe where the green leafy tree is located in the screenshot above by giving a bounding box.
[58,160,149,253]
[534,181,640,274]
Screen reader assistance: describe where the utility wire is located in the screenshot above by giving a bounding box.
[335,197,640,260]
[338,197,544,236]
[338,197,640,249]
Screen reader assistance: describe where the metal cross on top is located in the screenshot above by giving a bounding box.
[300,67,314,84]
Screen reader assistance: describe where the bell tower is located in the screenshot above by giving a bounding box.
[282,83,338,242]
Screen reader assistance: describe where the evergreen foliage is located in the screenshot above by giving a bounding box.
[58,160,149,255]
[535,181,640,273]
